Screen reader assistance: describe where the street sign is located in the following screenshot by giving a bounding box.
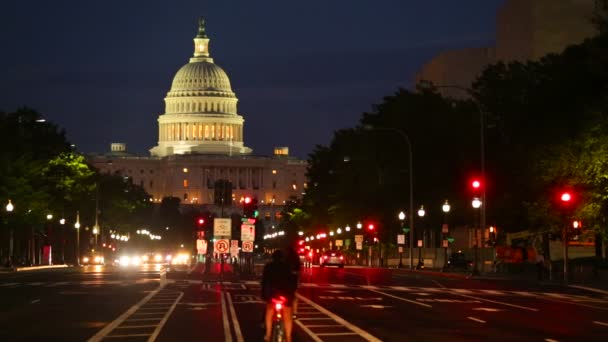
[442,224,449,234]
[230,240,239,258]
[242,241,254,252]
[214,239,230,253]
[355,235,364,243]
[397,234,405,244]
[335,240,343,247]
[442,239,449,248]
[213,218,231,238]
[417,240,423,247]
[197,239,207,254]
[356,241,363,250]
[240,223,255,241]
[398,246,404,253]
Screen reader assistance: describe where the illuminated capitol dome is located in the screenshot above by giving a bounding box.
[90,18,307,213]
[150,18,252,157]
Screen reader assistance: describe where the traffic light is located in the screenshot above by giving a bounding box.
[242,196,258,218]
[197,217,205,226]
[572,220,581,229]
[367,223,375,231]
[471,179,481,189]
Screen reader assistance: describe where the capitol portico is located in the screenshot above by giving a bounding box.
[90,19,307,215]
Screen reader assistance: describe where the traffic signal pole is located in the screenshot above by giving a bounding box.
[563,226,569,283]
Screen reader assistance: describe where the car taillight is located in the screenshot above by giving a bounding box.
[308,252,313,257]
[339,256,343,260]
[324,255,328,259]
[275,302,282,311]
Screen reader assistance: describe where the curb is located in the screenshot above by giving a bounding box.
[15,264,69,272]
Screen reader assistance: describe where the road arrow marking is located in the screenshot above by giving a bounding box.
[473,307,503,312]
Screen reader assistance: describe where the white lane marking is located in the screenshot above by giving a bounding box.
[306,324,343,327]
[593,321,608,327]
[545,339,559,342]
[102,333,150,338]
[226,293,244,342]
[294,320,324,342]
[116,325,157,329]
[480,290,504,295]
[297,317,333,321]
[472,307,503,312]
[389,286,412,291]
[297,294,382,342]
[450,293,539,312]
[220,291,233,342]
[87,282,166,342]
[317,332,359,336]
[467,316,486,324]
[369,290,432,308]
[432,280,445,288]
[569,285,608,296]
[30,299,40,304]
[148,292,183,342]
[0,282,19,287]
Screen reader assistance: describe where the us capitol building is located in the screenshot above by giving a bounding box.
[89,18,307,223]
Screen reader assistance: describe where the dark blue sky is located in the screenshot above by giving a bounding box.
[1,0,504,159]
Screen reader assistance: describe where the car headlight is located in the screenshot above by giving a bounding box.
[142,255,149,262]
[82,257,89,263]
[165,255,172,261]
[94,256,101,263]
[119,256,130,266]
[154,254,163,263]
[131,256,141,266]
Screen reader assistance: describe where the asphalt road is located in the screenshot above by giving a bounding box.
[1,264,607,341]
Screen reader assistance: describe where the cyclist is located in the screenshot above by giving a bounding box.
[261,249,296,342]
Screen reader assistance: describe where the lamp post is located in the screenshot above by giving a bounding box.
[417,206,425,269]
[74,211,81,266]
[398,211,405,268]
[59,217,65,264]
[362,126,415,269]
[420,83,486,235]
[6,200,14,267]
[472,197,482,275]
[441,200,450,271]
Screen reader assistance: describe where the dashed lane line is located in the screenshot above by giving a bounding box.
[148,291,183,342]
[450,293,539,312]
[369,289,432,308]
[467,316,487,324]
[220,290,233,342]
[226,292,244,342]
[593,320,608,327]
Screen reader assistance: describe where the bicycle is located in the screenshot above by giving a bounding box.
[269,296,286,342]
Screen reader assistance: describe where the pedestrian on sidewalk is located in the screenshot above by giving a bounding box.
[536,252,545,281]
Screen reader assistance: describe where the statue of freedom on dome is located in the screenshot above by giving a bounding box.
[197,17,207,37]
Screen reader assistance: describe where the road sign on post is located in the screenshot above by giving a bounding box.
[356,242,363,250]
[197,239,207,254]
[397,234,405,245]
[335,240,343,247]
[442,224,449,233]
[241,223,255,241]
[355,235,364,243]
[214,239,229,254]
[242,241,254,252]
[214,218,232,239]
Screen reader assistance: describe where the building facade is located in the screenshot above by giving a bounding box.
[415,0,597,96]
[89,19,307,228]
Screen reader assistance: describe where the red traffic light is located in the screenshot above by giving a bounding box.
[244,196,252,204]
[471,180,481,189]
[197,218,205,225]
[560,192,572,202]
[367,224,375,231]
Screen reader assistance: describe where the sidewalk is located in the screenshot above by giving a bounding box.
[397,267,608,293]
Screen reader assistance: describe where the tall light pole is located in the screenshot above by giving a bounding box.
[398,211,405,268]
[74,211,81,266]
[6,200,14,267]
[417,205,425,269]
[441,200,450,271]
[363,126,415,269]
[421,83,486,234]
[472,197,482,275]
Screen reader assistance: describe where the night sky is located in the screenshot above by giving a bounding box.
[1,0,504,159]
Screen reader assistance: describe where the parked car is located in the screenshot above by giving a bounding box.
[446,251,472,270]
[320,250,345,268]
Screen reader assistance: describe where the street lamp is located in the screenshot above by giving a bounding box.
[441,200,450,271]
[6,200,14,267]
[472,197,482,275]
[356,222,362,229]
[74,211,81,266]
[363,126,415,270]
[398,211,405,268]
[92,226,99,247]
[417,205,425,269]
[420,82,486,234]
